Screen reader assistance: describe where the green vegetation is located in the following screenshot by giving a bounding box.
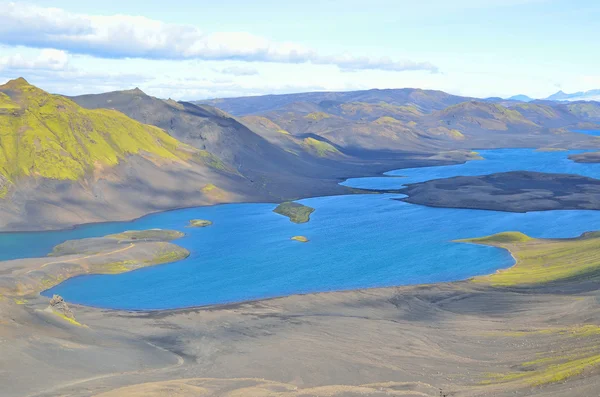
[107,229,185,241]
[51,311,85,327]
[94,260,138,274]
[459,231,600,286]
[482,325,600,386]
[0,78,196,183]
[189,219,213,227]
[291,236,309,242]
[567,103,600,119]
[302,137,340,157]
[200,183,231,202]
[0,92,20,110]
[0,183,8,199]
[427,126,465,139]
[458,231,532,244]
[441,102,539,130]
[274,201,315,223]
[240,115,290,135]
[194,150,233,173]
[147,244,190,264]
[340,102,423,118]
[373,116,401,125]
[304,112,332,121]
[514,103,559,119]
[485,354,600,386]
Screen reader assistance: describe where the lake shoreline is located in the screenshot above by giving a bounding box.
[5,148,600,396]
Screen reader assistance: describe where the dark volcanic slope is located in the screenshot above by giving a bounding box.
[71,88,465,206]
[71,89,299,172]
[399,171,600,212]
[70,89,354,200]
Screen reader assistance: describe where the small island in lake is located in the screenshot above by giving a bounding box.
[291,236,309,242]
[189,219,213,227]
[274,202,315,224]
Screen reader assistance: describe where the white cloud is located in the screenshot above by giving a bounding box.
[217,66,259,76]
[0,49,69,72]
[0,2,437,73]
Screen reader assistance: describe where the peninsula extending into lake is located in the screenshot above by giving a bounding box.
[399,171,600,212]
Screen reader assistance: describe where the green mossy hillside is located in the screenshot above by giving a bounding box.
[0,78,196,184]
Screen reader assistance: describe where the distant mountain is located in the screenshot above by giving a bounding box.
[230,90,600,152]
[195,88,472,116]
[508,94,534,102]
[546,89,600,102]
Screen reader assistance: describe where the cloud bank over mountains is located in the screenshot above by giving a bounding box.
[0,2,437,73]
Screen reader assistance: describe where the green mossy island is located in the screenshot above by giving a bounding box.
[291,236,309,242]
[188,219,213,228]
[274,201,315,223]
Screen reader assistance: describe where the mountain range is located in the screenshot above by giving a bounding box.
[1,78,600,231]
[508,90,600,102]
[545,89,600,102]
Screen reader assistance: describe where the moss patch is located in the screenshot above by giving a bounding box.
[107,229,184,241]
[304,112,331,121]
[189,219,213,228]
[458,231,532,244]
[302,137,340,157]
[51,310,85,327]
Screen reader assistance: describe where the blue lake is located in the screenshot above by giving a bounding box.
[4,148,600,310]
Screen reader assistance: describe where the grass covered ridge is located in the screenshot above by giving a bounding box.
[274,201,315,223]
[458,231,600,286]
[0,78,197,185]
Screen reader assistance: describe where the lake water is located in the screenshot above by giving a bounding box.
[5,147,600,310]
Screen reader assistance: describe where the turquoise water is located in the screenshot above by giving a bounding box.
[3,147,600,310]
[573,129,600,137]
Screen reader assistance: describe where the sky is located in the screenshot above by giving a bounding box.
[0,0,599,100]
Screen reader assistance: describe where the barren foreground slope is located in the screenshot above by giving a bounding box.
[2,231,600,397]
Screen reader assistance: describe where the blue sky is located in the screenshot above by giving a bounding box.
[0,0,599,99]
